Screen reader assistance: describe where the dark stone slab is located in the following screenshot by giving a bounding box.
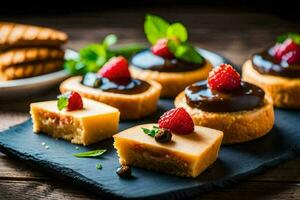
[0,50,299,199]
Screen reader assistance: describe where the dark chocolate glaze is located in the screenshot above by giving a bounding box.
[130,49,205,72]
[252,48,300,78]
[81,73,150,95]
[185,81,265,112]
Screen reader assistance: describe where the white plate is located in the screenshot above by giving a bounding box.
[0,49,77,100]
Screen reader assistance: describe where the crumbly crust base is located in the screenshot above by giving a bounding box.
[175,92,274,144]
[60,76,162,120]
[130,60,212,97]
[242,60,300,109]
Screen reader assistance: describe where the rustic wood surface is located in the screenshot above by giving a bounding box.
[0,7,300,199]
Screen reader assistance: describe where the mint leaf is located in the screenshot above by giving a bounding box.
[103,34,118,47]
[57,95,69,111]
[141,126,160,137]
[96,163,102,170]
[109,44,146,59]
[74,149,107,158]
[144,14,170,44]
[168,40,204,64]
[277,33,300,44]
[167,23,188,42]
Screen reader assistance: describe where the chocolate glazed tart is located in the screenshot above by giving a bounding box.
[59,75,161,120]
[175,81,274,144]
[242,48,300,109]
[130,49,213,97]
[252,49,300,78]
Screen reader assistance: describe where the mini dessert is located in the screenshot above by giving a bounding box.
[30,91,120,145]
[243,33,300,108]
[60,56,161,119]
[0,22,67,80]
[114,108,223,178]
[130,14,212,97]
[175,64,274,144]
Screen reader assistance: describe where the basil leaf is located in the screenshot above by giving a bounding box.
[103,34,118,47]
[57,96,68,111]
[144,14,170,44]
[167,23,188,42]
[277,33,300,44]
[96,163,102,170]
[141,126,160,137]
[168,40,204,64]
[74,149,107,158]
[109,44,146,58]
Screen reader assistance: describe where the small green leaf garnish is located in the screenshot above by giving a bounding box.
[141,126,160,137]
[57,95,69,111]
[109,44,146,59]
[277,33,300,44]
[167,23,188,42]
[73,149,107,158]
[144,14,170,44]
[96,163,102,170]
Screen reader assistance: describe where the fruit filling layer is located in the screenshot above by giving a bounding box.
[185,81,265,112]
[131,49,205,72]
[81,72,150,95]
[252,35,300,78]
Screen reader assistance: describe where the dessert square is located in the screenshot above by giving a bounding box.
[30,98,120,145]
[114,124,223,178]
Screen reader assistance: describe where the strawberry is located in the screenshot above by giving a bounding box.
[281,50,300,65]
[57,91,83,111]
[158,107,194,135]
[207,64,241,92]
[98,56,131,84]
[151,38,173,59]
[274,38,299,61]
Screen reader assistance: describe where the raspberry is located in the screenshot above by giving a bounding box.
[274,38,299,61]
[67,91,83,111]
[208,64,241,92]
[158,107,194,135]
[281,50,300,65]
[151,38,173,59]
[98,56,131,84]
[58,91,83,111]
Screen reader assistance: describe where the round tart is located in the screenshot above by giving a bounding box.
[130,50,212,98]
[242,33,300,109]
[60,56,161,120]
[175,64,274,144]
[130,15,211,97]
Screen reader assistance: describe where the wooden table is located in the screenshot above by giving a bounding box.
[0,7,300,199]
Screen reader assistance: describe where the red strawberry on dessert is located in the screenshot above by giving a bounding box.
[208,64,241,92]
[281,50,300,65]
[57,91,83,111]
[274,38,299,61]
[158,107,194,135]
[98,56,131,84]
[151,38,173,59]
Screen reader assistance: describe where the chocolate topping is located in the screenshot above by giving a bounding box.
[130,49,205,72]
[185,81,265,112]
[81,73,150,95]
[252,48,300,78]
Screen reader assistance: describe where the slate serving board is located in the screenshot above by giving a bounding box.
[0,49,299,200]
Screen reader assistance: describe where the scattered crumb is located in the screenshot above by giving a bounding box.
[75,146,80,150]
[41,142,46,146]
[96,163,102,170]
[45,146,49,149]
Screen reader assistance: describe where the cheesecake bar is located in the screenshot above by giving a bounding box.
[30,98,120,145]
[113,123,223,178]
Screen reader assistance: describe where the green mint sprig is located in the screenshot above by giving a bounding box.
[144,14,203,64]
[64,34,145,75]
[57,91,71,111]
[73,149,107,158]
[277,33,300,44]
[141,125,160,137]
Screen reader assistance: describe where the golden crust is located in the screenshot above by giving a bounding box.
[0,60,63,80]
[60,76,162,120]
[130,60,212,97]
[0,22,68,50]
[242,60,300,109]
[0,47,64,70]
[174,92,274,144]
